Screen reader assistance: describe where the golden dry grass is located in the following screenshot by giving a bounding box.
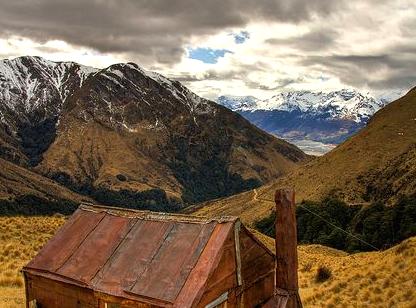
[251,229,416,308]
[297,239,416,308]
[0,158,90,203]
[0,216,66,307]
[0,216,415,307]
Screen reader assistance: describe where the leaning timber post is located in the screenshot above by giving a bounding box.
[274,189,303,308]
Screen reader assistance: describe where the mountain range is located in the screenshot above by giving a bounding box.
[0,56,307,212]
[218,89,404,154]
[192,87,416,223]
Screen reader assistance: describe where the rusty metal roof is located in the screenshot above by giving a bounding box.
[24,204,237,306]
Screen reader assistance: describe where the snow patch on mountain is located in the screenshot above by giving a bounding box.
[0,56,98,115]
[375,89,407,106]
[124,63,214,114]
[217,95,258,110]
[0,56,215,137]
[218,89,388,123]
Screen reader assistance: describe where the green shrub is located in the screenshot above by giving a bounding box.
[0,195,78,216]
[254,195,416,252]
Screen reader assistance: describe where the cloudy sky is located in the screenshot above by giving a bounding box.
[0,0,415,99]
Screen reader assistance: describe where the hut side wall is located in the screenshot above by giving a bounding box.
[25,273,157,308]
[25,273,97,308]
[197,230,237,307]
[239,228,275,307]
[196,226,275,308]
[96,293,155,308]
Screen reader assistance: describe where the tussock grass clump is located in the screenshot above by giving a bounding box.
[315,266,332,283]
[395,240,409,255]
[300,262,313,273]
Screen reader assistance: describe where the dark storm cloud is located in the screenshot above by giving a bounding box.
[168,61,274,86]
[266,29,338,51]
[0,0,345,65]
[170,69,248,83]
[400,16,416,37]
[300,53,416,90]
[244,78,300,91]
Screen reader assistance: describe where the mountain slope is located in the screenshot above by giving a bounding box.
[0,56,307,207]
[0,56,96,166]
[218,89,403,153]
[192,87,416,223]
[0,158,89,207]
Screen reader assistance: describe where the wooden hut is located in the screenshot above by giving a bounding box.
[23,204,276,307]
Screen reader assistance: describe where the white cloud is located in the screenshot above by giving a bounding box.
[0,36,126,69]
[164,1,416,99]
[0,0,414,100]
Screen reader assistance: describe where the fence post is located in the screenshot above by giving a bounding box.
[274,189,302,308]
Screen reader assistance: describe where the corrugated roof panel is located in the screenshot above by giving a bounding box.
[91,220,175,294]
[173,222,234,307]
[127,221,216,302]
[24,205,241,304]
[56,214,136,283]
[26,209,106,273]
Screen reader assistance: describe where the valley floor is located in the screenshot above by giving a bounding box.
[282,138,337,156]
[0,216,415,307]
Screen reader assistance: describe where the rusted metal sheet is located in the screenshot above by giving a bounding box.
[127,221,216,302]
[173,222,234,307]
[25,205,239,306]
[57,214,136,283]
[240,230,274,277]
[262,296,285,308]
[25,208,106,272]
[243,272,275,307]
[91,220,174,293]
[195,228,237,307]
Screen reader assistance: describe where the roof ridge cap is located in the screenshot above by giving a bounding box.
[79,203,238,224]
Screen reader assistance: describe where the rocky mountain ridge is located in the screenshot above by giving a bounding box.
[218,89,405,151]
[218,89,400,122]
[0,56,308,211]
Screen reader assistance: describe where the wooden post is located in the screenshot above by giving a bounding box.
[274,189,302,308]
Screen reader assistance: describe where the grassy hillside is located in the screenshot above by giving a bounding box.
[191,87,416,224]
[0,216,65,307]
[254,229,416,307]
[0,216,414,307]
[0,158,91,215]
[277,86,416,204]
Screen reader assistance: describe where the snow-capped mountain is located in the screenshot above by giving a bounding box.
[0,56,307,208]
[0,56,217,165]
[0,56,214,133]
[217,95,259,111]
[217,89,403,154]
[0,56,97,132]
[219,89,388,123]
